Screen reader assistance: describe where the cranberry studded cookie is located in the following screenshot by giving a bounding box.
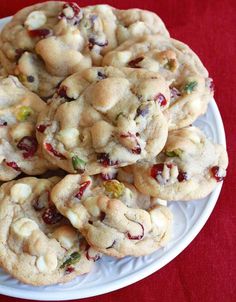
[36,66,170,175]
[103,35,214,130]
[0,176,100,286]
[0,2,169,98]
[133,126,228,201]
[0,76,53,181]
[51,174,173,258]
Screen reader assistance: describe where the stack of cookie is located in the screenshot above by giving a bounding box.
[0,2,228,286]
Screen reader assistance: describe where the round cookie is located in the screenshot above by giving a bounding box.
[51,174,173,258]
[0,76,53,181]
[36,66,169,175]
[103,34,213,130]
[133,126,228,201]
[0,2,169,98]
[0,177,99,286]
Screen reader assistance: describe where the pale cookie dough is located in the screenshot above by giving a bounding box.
[0,177,99,286]
[103,34,214,130]
[0,76,53,181]
[51,174,173,258]
[133,126,228,200]
[36,66,169,175]
[0,2,169,98]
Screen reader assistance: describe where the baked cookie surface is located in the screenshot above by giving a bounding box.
[36,66,169,174]
[0,177,98,286]
[0,2,169,98]
[103,35,213,130]
[133,126,228,200]
[51,174,172,258]
[0,76,53,181]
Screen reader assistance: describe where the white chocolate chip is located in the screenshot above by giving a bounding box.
[83,196,100,217]
[150,208,168,232]
[51,226,77,250]
[152,198,167,206]
[36,253,57,273]
[25,11,47,30]
[114,51,131,65]
[56,128,79,149]
[11,218,39,238]
[66,209,81,229]
[10,122,34,141]
[62,6,74,19]
[10,183,32,203]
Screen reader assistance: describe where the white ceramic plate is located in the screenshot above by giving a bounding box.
[0,16,226,301]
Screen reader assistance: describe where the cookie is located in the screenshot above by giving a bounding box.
[0,76,53,181]
[36,66,169,175]
[51,174,173,258]
[0,2,168,98]
[133,126,228,200]
[103,34,213,130]
[0,176,100,286]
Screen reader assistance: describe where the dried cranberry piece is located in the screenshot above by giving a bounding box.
[209,80,215,93]
[65,266,75,274]
[57,85,74,101]
[75,181,91,199]
[132,146,141,154]
[150,163,164,179]
[6,161,21,171]
[33,191,49,211]
[106,240,116,249]
[36,124,49,133]
[97,71,107,80]
[86,248,101,262]
[27,75,35,83]
[15,48,24,60]
[127,222,144,240]
[44,143,66,159]
[17,136,38,158]
[211,166,225,182]
[128,57,144,68]
[58,2,81,22]
[100,211,106,221]
[100,171,117,180]
[42,206,63,224]
[136,104,149,118]
[120,132,141,154]
[154,93,167,107]
[28,28,52,38]
[97,153,118,167]
[170,87,181,100]
[88,37,108,50]
[177,171,188,182]
[0,119,7,126]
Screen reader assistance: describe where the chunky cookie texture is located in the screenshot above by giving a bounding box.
[0,2,169,97]
[133,126,228,200]
[51,174,172,258]
[0,76,53,181]
[0,177,98,286]
[103,34,213,130]
[36,66,169,174]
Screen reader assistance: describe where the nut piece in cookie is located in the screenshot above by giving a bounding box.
[103,34,213,130]
[36,66,169,175]
[133,126,228,200]
[0,177,98,286]
[0,2,169,98]
[51,174,173,258]
[0,76,54,181]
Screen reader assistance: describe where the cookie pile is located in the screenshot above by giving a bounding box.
[0,2,228,286]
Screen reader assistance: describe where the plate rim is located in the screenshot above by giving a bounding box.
[0,16,226,301]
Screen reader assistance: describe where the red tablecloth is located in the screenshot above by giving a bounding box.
[0,1,235,301]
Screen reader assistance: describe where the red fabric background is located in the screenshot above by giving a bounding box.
[0,0,235,301]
